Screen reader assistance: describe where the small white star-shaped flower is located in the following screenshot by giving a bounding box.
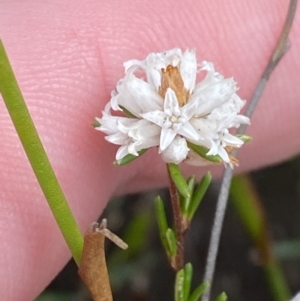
[141,88,199,151]
[96,103,160,162]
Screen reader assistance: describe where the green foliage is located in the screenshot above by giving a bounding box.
[187,142,223,163]
[92,119,101,127]
[166,228,177,257]
[168,163,191,199]
[188,282,210,301]
[180,176,196,214]
[35,292,77,301]
[175,268,185,301]
[175,263,209,301]
[154,195,178,266]
[114,149,147,166]
[0,40,83,265]
[187,172,211,221]
[155,196,172,256]
[235,134,252,143]
[119,105,137,118]
[215,292,227,301]
[183,263,193,301]
[175,171,211,230]
[230,175,291,301]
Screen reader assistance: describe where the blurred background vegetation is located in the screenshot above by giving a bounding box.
[35,156,300,301]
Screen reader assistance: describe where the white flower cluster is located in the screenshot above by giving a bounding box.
[96,48,250,167]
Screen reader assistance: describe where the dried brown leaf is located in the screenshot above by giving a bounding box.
[78,221,113,301]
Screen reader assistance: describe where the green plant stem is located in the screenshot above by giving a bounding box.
[0,40,84,265]
[230,175,291,301]
[265,262,291,301]
[167,165,185,271]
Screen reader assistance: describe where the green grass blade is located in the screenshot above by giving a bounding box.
[0,40,83,265]
[230,175,291,301]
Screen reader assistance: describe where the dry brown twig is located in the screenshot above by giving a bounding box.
[201,1,298,301]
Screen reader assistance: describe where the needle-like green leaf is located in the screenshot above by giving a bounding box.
[0,40,83,265]
[154,196,170,255]
[188,281,210,301]
[183,263,193,301]
[188,172,211,221]
[187,142,223,163]
[168,163,190,199]
[114,149,147,166]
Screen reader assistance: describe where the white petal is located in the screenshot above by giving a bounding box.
[140,136,160,149]
[190,118,218,136]
[206,143,230,163]
[206,140,219,156]
[146,52,166,70]
[163,48,182,66]
[110,79,125,111]
[105,132,128,145]
[124,59,146,73]
[200,61,224,85]
[188,135,213,151]
[181,100,198,120]
[230,93,246,111]
[222,133,244,147]
[116,145,130,161]
[201,61,215,73]
[112,119,161,161]
[178,122,199,141]
[161,136,189,164]
[160,128,177,151]
[145,53,165,90]
[97,107,136,135]
[216,146,230,163]
[180,49,197,91]
[147,68,162,91]
[143,49,183,90]
[115,74,163,116]
[129,119,160,138]
[191,78,237,116]
[127,120,160,149]
[164,88,180,115]
[191,61,220,92]
[126,75,162,108]
[231,115,250,127]
[127,141,142,156]
[117,119,138,134]
[141,110,166,127]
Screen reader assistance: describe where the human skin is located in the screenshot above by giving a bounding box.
[0,0,299,300]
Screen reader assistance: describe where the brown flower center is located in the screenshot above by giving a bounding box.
[158,65,189,107]
[225,146,239,166]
